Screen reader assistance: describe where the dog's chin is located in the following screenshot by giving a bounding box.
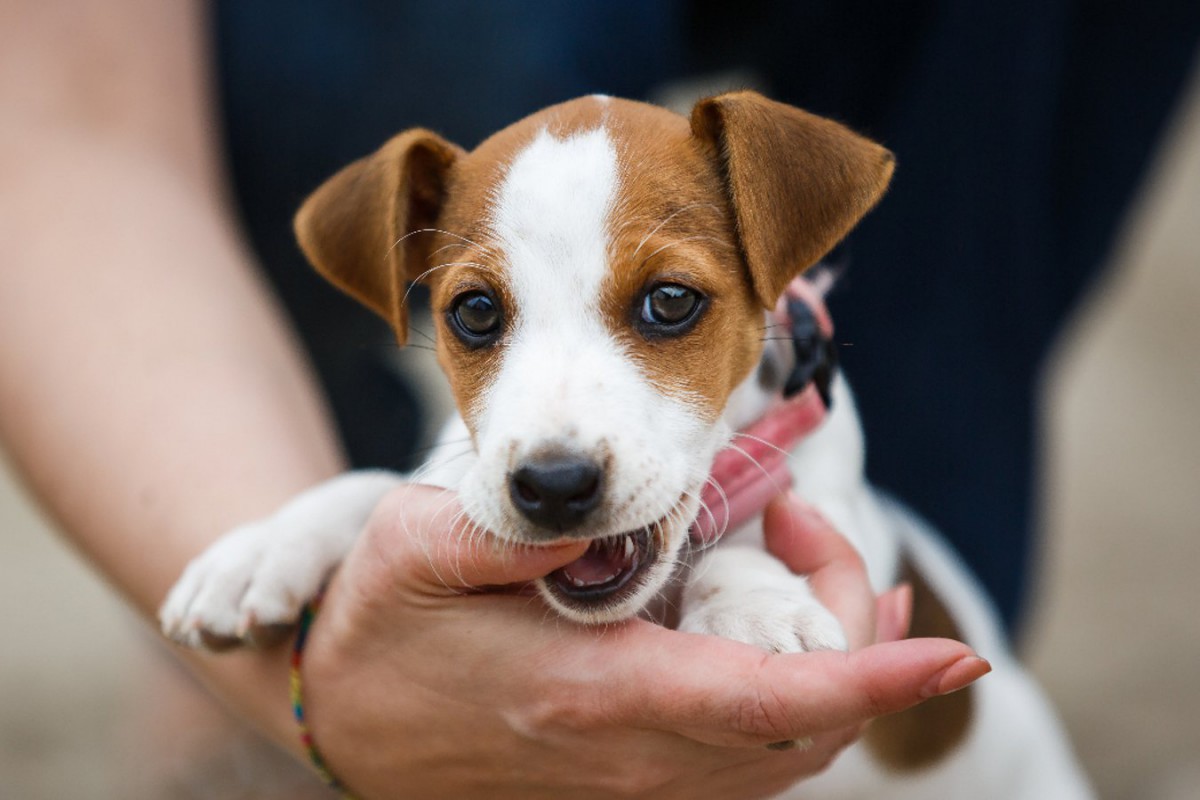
[535,524,683,624]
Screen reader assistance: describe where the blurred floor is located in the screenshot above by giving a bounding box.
[2,71,1199,799]
[0,464,140,798]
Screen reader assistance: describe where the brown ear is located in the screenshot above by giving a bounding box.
[690,91,895,307]
[294,129,463,343]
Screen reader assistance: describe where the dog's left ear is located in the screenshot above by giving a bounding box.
[294,129,464,344]
[691,91,894,307]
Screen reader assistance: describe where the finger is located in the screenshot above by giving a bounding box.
[367,484,589,592]
[611,625,989,747]
[763,493,875,650]
[875,583,913,644]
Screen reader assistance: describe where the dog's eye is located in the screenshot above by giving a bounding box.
[640,284,703,331]
[450,291,502,344]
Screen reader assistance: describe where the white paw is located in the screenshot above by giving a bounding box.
[679,546,847,654]
[158,471,400,650]
[158,517,336,649]
[679,586,847,654]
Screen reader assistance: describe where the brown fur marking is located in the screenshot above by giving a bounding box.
[865,556,976,771]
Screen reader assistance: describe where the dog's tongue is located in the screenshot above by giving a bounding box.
[559,535,636,587]
[690,385,827,545]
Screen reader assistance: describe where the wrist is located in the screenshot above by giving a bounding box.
[291,595,360,795]
[287,572,379,795]
[176,633,305,764]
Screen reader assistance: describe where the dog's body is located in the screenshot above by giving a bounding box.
[160,94,1093,797]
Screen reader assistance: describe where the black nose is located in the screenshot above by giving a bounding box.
[509,454,602,533]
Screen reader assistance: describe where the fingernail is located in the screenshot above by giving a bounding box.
[922,655,992,698]
[768,491,806,526]
[891,583,913,640]
[785,492,825,523]
[775,490,804,513]
[876,583,912,642]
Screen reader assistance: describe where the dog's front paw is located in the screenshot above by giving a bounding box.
[679,586,846,654]
[159,471,399,651]
[158,517,333,650]
[678,546,847,654]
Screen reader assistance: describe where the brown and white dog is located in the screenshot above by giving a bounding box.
[160,93,1093,798]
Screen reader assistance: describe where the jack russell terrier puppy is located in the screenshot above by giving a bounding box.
[160,92,1093,798]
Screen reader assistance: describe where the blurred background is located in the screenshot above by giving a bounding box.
[2,4,1198,799]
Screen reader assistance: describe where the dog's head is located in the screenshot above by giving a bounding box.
[295,92,892,622]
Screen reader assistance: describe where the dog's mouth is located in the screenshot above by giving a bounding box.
[545,528,657,607]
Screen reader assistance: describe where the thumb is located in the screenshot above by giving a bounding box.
[367,483,589,592]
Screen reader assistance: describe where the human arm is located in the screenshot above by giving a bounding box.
[0,0,338,744]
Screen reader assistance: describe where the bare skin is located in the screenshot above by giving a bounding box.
[0,3,988,797]
[305,488,984,799]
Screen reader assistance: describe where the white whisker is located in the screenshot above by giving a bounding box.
[630,203,722,261]
[387,227,499,262]
[725,443,789,494]
[640,234,736,266]
[730,431,796,462]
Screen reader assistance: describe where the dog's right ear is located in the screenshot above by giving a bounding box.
[294,129,463,344]
[690,92,894,308]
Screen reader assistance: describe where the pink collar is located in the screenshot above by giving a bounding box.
[689,278,835,545]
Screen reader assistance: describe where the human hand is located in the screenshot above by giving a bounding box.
[299,486,987,800]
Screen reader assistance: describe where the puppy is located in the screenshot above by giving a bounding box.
[160,92,1093,798]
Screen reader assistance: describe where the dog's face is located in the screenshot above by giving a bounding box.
[295,93,892,622]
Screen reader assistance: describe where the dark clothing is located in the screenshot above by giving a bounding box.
[212,0,1200,632]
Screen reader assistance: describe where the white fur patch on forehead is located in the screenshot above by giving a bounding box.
[490,126,617,304]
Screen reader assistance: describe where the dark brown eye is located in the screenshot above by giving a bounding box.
[450,291,502,345]
[640,284,703,330]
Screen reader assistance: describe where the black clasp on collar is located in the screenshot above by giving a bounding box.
[781,295,838,410]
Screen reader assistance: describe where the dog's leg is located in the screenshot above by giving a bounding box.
[159,470,400,649]
[680,375,885,654]
[678,546,847,654]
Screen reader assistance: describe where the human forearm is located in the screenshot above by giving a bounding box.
[0,128,343,752]
[0,133,343,611]
[0,1,343,752]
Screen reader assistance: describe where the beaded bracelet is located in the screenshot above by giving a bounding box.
[290,594,360,799]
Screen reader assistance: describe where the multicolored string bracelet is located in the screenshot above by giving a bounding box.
[290,593,360,799]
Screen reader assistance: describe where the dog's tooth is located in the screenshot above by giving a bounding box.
[623,535,634,560]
